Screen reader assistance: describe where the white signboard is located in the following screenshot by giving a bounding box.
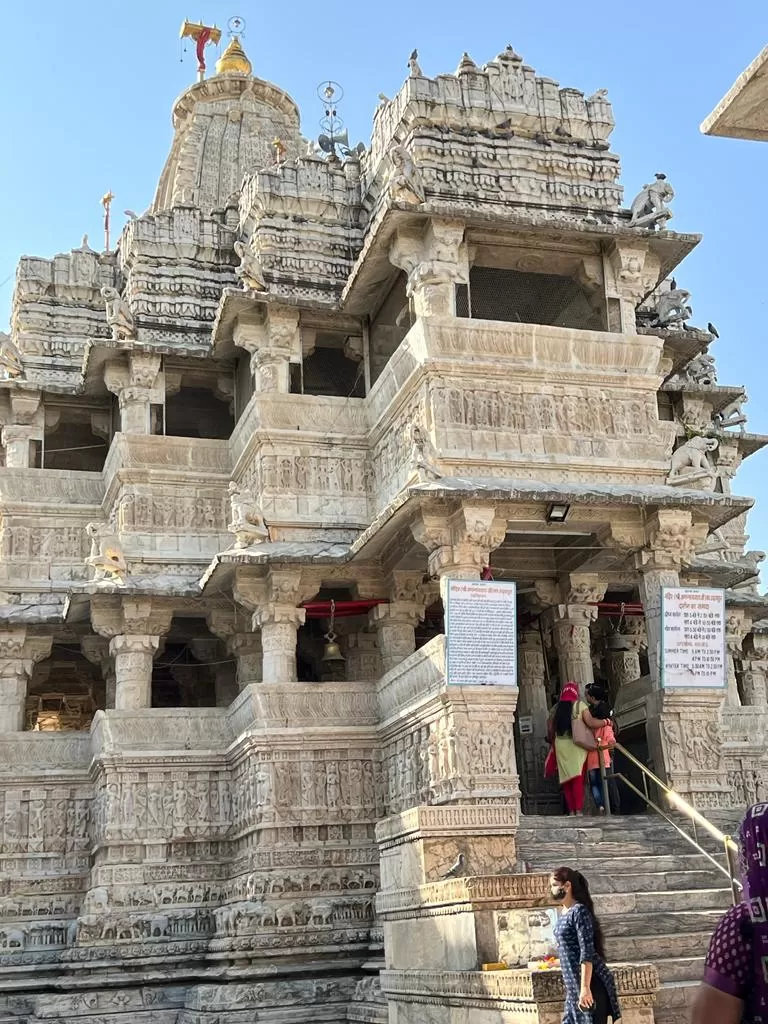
[445,580,517,686]
[661,587,726,689]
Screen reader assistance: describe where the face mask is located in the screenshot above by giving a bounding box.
[550,885,567,900]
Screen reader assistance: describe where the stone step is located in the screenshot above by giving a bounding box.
[654,980,701,1024]
[523,851,729,878]
[608,931,710,962]
[598,887,731,915]
[656,957,706,984]
[590,868,729,894]
[601,908,724,937]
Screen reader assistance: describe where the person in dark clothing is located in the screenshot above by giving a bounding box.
[551,866,621,1023]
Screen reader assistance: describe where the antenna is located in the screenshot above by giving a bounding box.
[316,81,358,161]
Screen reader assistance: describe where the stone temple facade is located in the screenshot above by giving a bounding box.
[0,31,765,1024]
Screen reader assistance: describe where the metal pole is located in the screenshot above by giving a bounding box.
[724,835,740,906]
[597,742,611,816]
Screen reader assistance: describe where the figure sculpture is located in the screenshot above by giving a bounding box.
[654,288,692,329]
[714,392,748,432]
[100,287,135,341]
[683,352,718,386]
[233,241,266,292]
[409,424,441,483]
[0,333,23,380]
[408,49,422,77]
[667,436,718,484]
[227,482,269,549]
[85,523,127,584]
[629,173,674,229]
[387,146,425,206]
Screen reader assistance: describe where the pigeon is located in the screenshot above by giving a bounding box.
[124,210,138,220]
[534,133,552,147]
[670,277,677,290]
[442,853,466,879]
[409,48,418,62]
[707,321,720,338]
[554,125,572,138]
[408,49,423,76]
[377,93,390,104]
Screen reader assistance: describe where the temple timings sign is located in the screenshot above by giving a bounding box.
[445,580,517,686]
[660,586,726,689]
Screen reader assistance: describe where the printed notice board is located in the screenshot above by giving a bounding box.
[445,580,517,686]
[661,586,726,689]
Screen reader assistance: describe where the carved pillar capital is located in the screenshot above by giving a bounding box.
[233,305,299,393]
[90,595,173,639]
[389,218,468,317]
[411,503,507,580]
[1,424,40,468]
[635,510,707,572]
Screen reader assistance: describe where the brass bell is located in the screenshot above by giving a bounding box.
[321,599,345,663]
[321,634,345,663]
[605,633,631,652]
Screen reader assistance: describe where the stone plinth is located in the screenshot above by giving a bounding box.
[381,964,658,1023]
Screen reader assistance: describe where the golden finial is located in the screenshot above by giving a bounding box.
[216,36,252,76]
[180,21,222,82]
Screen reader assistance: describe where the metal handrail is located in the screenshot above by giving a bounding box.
[596,739,741,905]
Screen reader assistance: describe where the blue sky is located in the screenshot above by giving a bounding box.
[2,2,767,556]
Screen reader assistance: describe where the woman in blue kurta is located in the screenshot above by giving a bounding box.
[551,867,621,1024]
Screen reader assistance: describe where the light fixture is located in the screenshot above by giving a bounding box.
[545,502,570,524]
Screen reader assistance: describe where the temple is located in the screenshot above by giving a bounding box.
[0,27,764,1024]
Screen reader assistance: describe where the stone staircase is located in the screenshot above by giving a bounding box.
[517,813,742,1024]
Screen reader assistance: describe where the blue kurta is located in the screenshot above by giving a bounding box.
[553,903,621,1023]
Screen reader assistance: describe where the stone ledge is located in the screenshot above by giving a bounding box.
[380,963,658,1007]
[376,874,550,920]
[376,803,518,847]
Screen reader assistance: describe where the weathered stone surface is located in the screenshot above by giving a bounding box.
[0,29,763,1024]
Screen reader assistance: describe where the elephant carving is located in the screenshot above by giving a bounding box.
[668,436,718,481]
[149,914,169,938]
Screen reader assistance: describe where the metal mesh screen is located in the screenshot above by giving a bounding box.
[458,266,603,331]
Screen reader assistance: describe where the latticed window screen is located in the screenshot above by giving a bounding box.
[457,266,602,330]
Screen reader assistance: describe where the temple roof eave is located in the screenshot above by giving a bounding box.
[341,201,701,316]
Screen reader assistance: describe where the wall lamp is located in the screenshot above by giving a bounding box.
[545,502,571,524]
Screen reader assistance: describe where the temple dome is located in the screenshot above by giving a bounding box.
[151,43,301,214]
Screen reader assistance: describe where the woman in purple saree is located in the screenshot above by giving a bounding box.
[693,803,768,1023]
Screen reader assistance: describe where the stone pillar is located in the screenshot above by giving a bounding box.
[1,425,38,468]
[390,218,468,318]
[725,609,750,708]
[255,607,305,684]
[604,241,661,335]
[742,633,768,707]
[605,646,642,703]
[109,635,160,710]
[372,571,426,675]
[81,636,116,709]
[91,596,172,711]
[104,352,162,435]
[233,305,299,393]
[517,629,549,734]
[233,568,314,685]
[538,574,606,687]
[636,511,726,805]
[0,632,52,732]
[207,608,263,692]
